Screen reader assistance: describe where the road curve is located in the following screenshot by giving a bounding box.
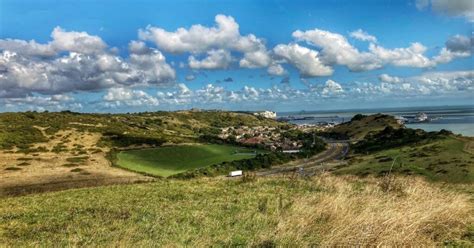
[256,142,349,177]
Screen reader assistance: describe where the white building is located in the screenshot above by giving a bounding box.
[253,111,277,119]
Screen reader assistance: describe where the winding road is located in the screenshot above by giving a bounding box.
[256,141,349,177]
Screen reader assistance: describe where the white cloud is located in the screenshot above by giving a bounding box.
[0,26,107,57]
[416,0,474,22]
[433,35,472,64]
[433,47,470,64]
[293,29,381,71]
[350,29,377,43]
[128,40,151,54]
[128,45,176,84]
[117,70,474,109]
[379,74,403,83]
[371,70,474,95]
[267,63,287,76]
[138,15,239,53]
[139,14,271,69]
[322,80,344,96]
[273,43,334,77]
[0,39,56,57]
[104,87,159,107]
[369,42,434,67]
[0,94,82,112]
[290,28,471,73]
[239,47,272,68]
[242,86,260,100]
[0,30,175,97]
[188,49,232,69]
[50,27,107,55]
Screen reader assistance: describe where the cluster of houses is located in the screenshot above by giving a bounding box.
[293,123,337,132]
[219,126,303,152]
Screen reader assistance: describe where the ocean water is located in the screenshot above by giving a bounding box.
[278,105,474,137]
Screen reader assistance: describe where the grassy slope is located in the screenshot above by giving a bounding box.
[116,144,261,177]
[337,136,474,183]
[1,175,472,246]
[329,114,402,140]
[0,111,285,150]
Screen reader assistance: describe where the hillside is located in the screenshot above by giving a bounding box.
[0,111,473,246]
[1,174,472,246]
[324,114,402,140]
[0,111,286,151]
[336,135,474,183]
[0,111,288,195]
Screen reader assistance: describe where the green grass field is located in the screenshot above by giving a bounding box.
[336,136,474,183]
[116,144,261,177]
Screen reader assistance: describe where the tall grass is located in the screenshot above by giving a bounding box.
[1,174,472,246]
[276,174,472,246]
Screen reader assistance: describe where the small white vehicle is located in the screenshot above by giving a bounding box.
[229,170,243,177]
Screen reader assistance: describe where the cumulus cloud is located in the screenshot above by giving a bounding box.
[273,43,334,77]
[445,34,472,53]
[103,87,159,107]
[0,30,175,98]
[372,70,474,95]
[379,74,403,83]
[97,70,472,110]
[50,27,108,54]
[267,63,287,76]
[0,26,107,57]
[139,14,271,69]
[416,0,474,22]
[188,49,232,69]
[0,93,82,112]
[350,29,377,43]
[289,28,471,74]
[293,29,382,71]
[433,35,472,64]
[0,39,56,57]
[412,70,474,89]
[321,80,344,96]
[369,42,434,67]
[1,15,472,110]
[239,48,272,68]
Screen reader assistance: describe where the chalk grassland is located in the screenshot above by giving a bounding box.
[116,144,261,177]
[328,114,402,139]
[0,111,282,195]
[0,127,151,196]
[0,111,284,151]
[337,136,474,183]
[0,174,472,246]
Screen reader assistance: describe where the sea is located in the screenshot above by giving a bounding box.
[278,105,474,137]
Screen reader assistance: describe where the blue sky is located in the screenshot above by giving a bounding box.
[0,0,473,112]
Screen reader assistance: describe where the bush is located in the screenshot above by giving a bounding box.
[102,131,165,147]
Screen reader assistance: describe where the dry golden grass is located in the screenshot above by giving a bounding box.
[276,174,473,246]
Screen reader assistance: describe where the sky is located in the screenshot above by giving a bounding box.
[0,0,473,112]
